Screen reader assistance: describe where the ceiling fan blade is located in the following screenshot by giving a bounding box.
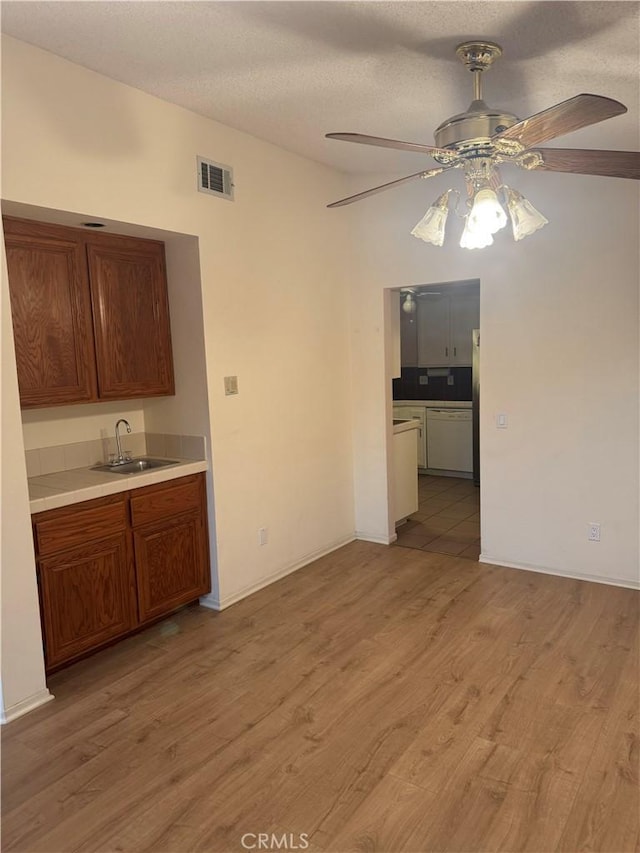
[532,148,640,180]
[494,94,627,150]
[327,167,450,208]
[326,133,455,159]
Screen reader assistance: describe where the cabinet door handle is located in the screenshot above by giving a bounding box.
[445,347,448,357]
[453,346,457,356]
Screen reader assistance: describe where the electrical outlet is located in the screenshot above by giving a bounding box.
[258,527,268,546]
[447,375,454,386]
[419,375,429,385]
[588,523,601,542]
[224,375,238,396]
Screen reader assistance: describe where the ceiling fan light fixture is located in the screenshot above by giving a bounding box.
[460,216,494,250]
[410,191,450,246]
[402,292,417,314]
[467,187,507,235]
[504,186,549,241]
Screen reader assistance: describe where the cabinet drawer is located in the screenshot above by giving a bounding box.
[130,475,202,527]
[35,495,127,557]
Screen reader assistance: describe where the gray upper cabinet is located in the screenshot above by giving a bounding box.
[449,289,480,366]
[400,305,419,367]
[403,286,479,369]
[417,295,451,367]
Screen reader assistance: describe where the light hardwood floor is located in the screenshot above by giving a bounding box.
[2,541,639,853]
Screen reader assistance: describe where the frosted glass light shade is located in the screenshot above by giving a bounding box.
[411,191,450,246]
[505,187,549,241]
[460,216,494,250]
[402,293,416,314]
[468,188,507,235]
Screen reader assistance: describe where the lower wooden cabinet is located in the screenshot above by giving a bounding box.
[39,532,137,669]
[32,473,210,672]
[132,476,210,624]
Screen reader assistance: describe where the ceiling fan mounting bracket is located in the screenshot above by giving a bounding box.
[455,41,503,73]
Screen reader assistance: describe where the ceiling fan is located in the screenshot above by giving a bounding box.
[326,41,639,248]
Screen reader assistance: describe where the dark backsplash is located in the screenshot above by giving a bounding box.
[393,367,472,401]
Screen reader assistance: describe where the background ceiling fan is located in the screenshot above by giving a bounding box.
[326,40,639,225]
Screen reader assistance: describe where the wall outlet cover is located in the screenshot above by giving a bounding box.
[419,375,429,385]
[224,376,238,396]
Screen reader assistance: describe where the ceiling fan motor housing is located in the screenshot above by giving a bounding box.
[434,100,520,151]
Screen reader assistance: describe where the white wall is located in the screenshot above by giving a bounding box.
[347,166,639,586]
[21,402,146,450]
[142,233,219,604]
[1,36,356,712]
[1,235,52,721]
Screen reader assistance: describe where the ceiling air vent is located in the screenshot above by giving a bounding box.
[197,156,234,201]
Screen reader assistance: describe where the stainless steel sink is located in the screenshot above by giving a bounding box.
[92,457,179,475]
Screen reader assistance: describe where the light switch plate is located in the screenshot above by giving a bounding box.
[224,375,238,396]
[497,413,508,428]
[447,375,454,385]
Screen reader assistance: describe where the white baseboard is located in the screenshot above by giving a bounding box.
[479,553,640,591]
[422,468,473,480]
[1,688,54,724]
[355,530,395,545]
[200,534,356,611]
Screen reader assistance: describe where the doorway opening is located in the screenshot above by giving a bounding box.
[389,279,480,559]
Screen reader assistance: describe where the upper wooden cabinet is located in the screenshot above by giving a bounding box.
[4,219,98,407]
[86,234,174,399]
[3,217,175,408]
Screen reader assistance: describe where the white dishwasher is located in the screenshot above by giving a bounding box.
[426,408,473,473]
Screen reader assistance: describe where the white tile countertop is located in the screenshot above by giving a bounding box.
[393,400,472,409]
[392,419,422,434]
[28,458,208,514]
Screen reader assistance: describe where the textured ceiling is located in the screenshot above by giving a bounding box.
[2,1,639,174]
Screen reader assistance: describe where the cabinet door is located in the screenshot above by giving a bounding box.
[449,290,480,366]
[3,218,98,408]
[417,296,450,367]
[405,408,427,468]
[134,510,210,623]
[87,235,175,399]
[39,532,136,670]
[400,306,418,367]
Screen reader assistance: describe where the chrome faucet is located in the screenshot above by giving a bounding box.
[113,419,132,465]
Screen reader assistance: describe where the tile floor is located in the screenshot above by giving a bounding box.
[395,474,480,559]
